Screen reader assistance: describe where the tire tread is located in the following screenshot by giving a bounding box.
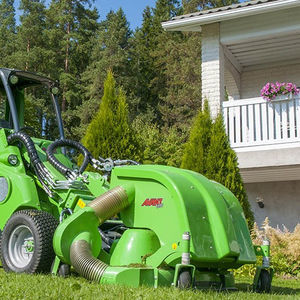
[0,209,58,273]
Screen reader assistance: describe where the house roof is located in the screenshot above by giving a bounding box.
[171,0,276,22]
[162,0,300,31]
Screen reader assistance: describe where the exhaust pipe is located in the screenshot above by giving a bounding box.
[69,186,131,282]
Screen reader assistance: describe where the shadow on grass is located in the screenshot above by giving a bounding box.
[235,283,300,295]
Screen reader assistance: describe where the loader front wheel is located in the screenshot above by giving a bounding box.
[0,210,58,274]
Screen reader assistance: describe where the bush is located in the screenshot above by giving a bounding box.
[133,117,187,167]
[80,70,139,164]
[235,218,300,278]
[181,100,211,174]
[181,100,254,227]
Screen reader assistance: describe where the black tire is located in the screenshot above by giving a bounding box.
[0,209,58,273]
[256,269,271,293]
[177,270,192,289]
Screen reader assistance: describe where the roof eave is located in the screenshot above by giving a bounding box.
[162,0,300,31]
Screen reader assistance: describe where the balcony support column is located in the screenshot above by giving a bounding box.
[202,23,225,119]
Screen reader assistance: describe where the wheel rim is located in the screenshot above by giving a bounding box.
[8,225,34,268]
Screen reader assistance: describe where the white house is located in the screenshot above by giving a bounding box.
[162,0,300,230]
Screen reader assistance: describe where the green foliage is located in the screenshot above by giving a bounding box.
[81,71,139,163]
[0,0,241,140]
[44,0,98,138]
[78,8,132,137]
[235,221,300,278]
[249,220,300,278]
[0,0,16,66]
[134,118,186,167]
[206,113,254,227]
[157,33,202,130]
[181,100,254,227]
[182,0,239,13]
[181,100,211,174]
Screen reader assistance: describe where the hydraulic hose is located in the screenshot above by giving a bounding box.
[46,139,91,175]
[69,186,130,282]
[7,131,41,168]
[7,131,53,195]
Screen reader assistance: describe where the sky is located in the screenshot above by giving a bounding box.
[15,0,157,30]
[94,0,157,29]
[15,1,249,29]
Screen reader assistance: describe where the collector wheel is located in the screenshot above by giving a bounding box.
[51,260,71,278]
[0,210,58,273]
[58,264,71,277]
[256,269,271,293]
[177,269,192,289]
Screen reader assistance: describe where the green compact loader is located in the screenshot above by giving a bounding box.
[0,68,272,292]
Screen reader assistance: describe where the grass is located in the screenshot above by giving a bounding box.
[0,269,299,300]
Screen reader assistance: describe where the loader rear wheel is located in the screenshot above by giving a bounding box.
[177,269,192,289]
[256,269,271,293]
[0,210,58,274]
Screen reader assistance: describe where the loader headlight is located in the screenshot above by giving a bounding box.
[9,75,19,85]
[51,87,59,95]
[8,154,19,166]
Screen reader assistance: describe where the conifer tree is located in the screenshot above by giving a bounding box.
[46,0,98,139]
[181,101,254,227]
[0,0,16,66]
[181,100,211,173]
[129,1,181,123]
[182,0,239,13]
[157,33,202,130]
[11,0,47,71]
[206,113,254,227]
[129,6,157,118]
[81,70,139,163]
[78,8,131,135]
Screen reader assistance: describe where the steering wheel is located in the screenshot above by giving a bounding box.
[46,139,91,178]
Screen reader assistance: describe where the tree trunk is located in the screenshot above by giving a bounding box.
[62,21,70,112]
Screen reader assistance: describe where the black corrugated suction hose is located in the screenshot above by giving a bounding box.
[46,139,91,176]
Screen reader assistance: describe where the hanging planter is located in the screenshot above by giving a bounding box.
[260,82,300,102]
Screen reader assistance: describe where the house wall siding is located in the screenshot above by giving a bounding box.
[246,180,300,231]
[241,63,300,99]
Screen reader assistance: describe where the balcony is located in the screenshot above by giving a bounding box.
[223,95,300,150]
[223,95,300,183]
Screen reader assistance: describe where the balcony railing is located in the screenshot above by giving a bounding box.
[223,95,300,149]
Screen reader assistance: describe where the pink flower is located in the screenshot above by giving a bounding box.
[261,82,299,101]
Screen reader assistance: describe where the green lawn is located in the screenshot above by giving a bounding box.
[0,269,299,300]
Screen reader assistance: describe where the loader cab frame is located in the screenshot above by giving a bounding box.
[0,68,65,139]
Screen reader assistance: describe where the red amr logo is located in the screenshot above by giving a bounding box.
[142,198,163,208]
